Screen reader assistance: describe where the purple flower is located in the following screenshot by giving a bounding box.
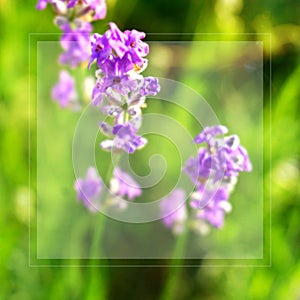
[100,57,138,95]
[110,167,142,200]
[51,70,78,108]
[36,0,51,10]
[196,195,232,228]
[89,33,111,68]
[183,148,214,184]
[194,125,228,144]
[74,167,102,212]
[89,23,149,70]
[100,86,145,121]
[59,19,92,68]
[183,125,252,229]
[36,0,67,13]
[160,189,187,234]
[67,0,79,8]
[67,0,107,20]
[190,186,229,209]
[225,144,252,173]
[123,29,149,65]
[140,77,160,96]
[182,156,199,185]
[112,123,147,153]
[106,23,149,65]
[185,127,252,184]
[91,0,107,20]
[107,22,129,58]
[99,120,147,154]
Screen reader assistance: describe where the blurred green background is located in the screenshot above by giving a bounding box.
[1,0,300,299]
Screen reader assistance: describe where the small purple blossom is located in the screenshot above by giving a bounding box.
[194,125,228,144]
[110,167,142,200]
[190,186,229,210]
[91,0,107,20]
[68,0,107,20]
[36,0,52,10]
[51,70,78,108]
[112,123,147,153]
[99,120,147,154]
[36,0,67,13]
[89,33,111,68]
[59,19,92,68]
[196,192,232,228]
[74,167,102,212]
[160,189,187,234]
[197,200,231,228]
[89,22,149,70]
[140,77,160,96]
[66,0,77,8]
[91,57,137,103]
[123,29,149,65]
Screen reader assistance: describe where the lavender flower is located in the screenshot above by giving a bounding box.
[98,85,146,122]
[36,0,52,10]
[140,77,160,96]
[89,23,149,70]
[194,125,228,144]
[59,19,92,68]
[110,167,142,200]
[92,57,138,104]
[37,0,107,20]
[36,0,58,10]
[36,0,67,13]
[160,189,187,234]
[113,123,147,153]
[183,125,252,229]
[74,167,102,212]
[51,70,78,108]
[92,0,107,20]
[90,23,159,154]
[99,121,147,153]
[89,33,111,68]
[110,26,149,65]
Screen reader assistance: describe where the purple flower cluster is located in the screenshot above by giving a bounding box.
[37,0,107,108]
[36,0,106,21]
[74,166,141,211]
[110,167,142,200]
[51,70,79,109]
[183,125,252,228]
[160,189,187,234]
[91,23,160,154]
[74,167,102,212]
[57,18,92,67]
[159,126,251,233]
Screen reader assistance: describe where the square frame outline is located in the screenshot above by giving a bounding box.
[28,32,272,268]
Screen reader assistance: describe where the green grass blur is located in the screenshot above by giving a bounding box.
[1,0,300,299]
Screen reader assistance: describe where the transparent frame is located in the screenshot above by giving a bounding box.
[29,33,271,267]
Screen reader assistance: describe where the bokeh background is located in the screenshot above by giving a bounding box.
[1,0,300,299]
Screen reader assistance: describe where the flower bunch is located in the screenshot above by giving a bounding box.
[37,0,107,109]
[36,0,106,21]
[89,22,160,153]
[37,1,253,235]
[37,0,106,68]
[160,125,252,234]
[51,70,80,109]
[75,166,142,211]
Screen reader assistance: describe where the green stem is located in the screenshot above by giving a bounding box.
[160,229,189,300]
[84,154,122,299]
[88,159,115,257]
